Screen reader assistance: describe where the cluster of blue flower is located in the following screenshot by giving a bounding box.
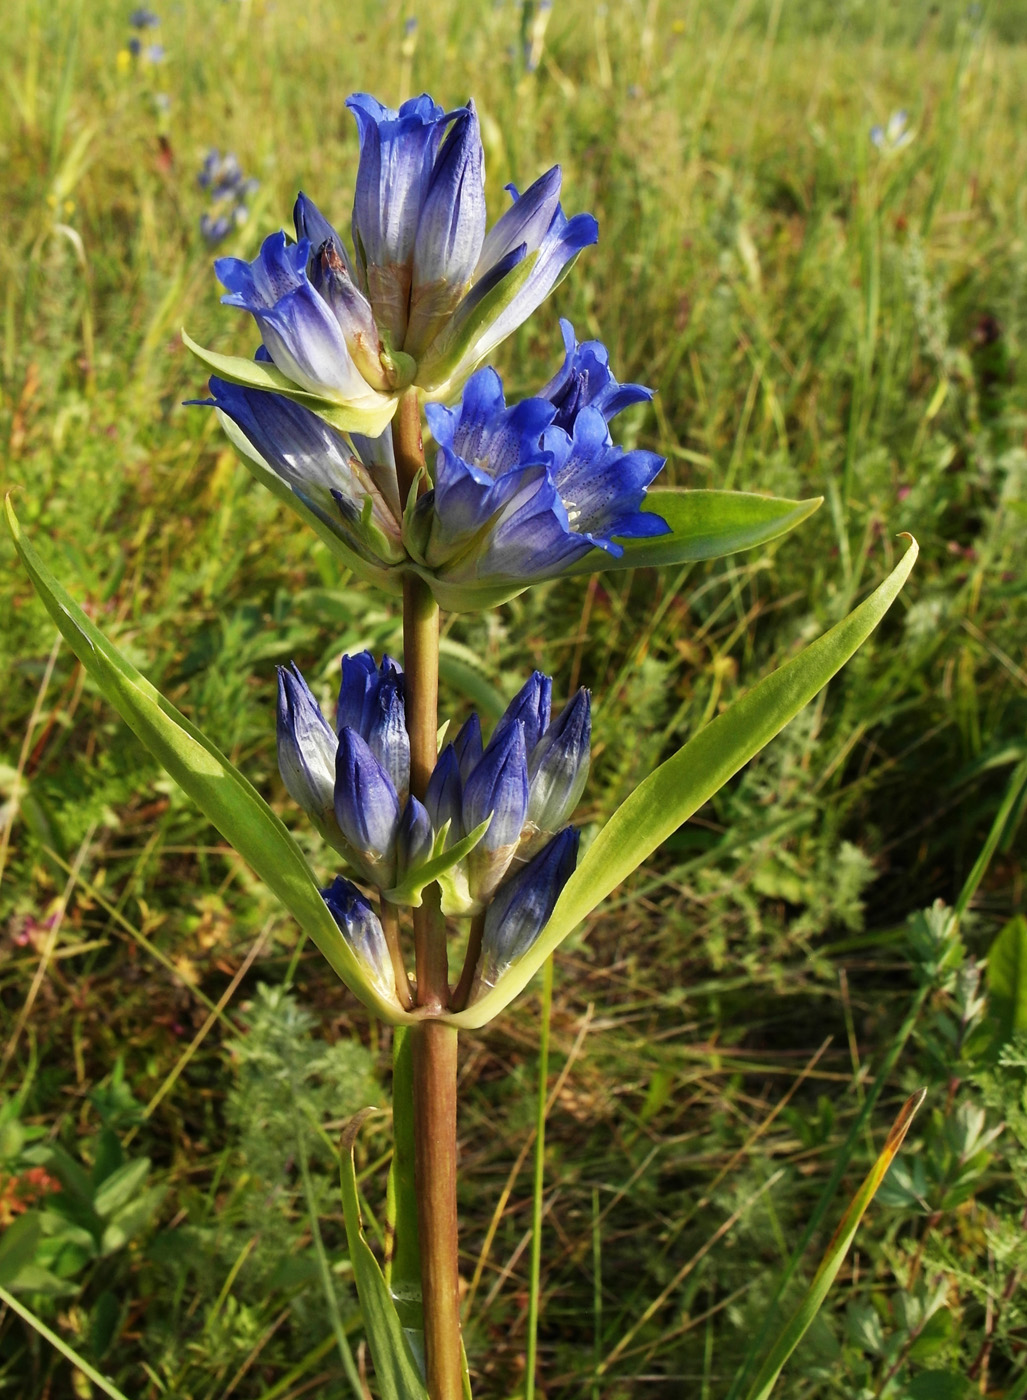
[127,7,165,64]
[188,91,669,1006]
[193,92,667,597]
[278,656,589,1003]
[197,150,260,247]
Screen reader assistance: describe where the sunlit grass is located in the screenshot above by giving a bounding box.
[2,0,1026,1395]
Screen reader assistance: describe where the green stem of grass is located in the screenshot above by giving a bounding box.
[525,953,554,1400]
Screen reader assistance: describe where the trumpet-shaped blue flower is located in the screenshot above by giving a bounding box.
[478,827,580,988]
[191,89,596,437]
[321,876,397,1002]
[419,355,668,589]
[526,687,591,847]
[216,232,394,411]
[539,319,653,430]
[198,368,404,568]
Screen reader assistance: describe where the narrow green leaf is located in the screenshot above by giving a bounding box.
[450,538,917,1028]
[561,490,823,575]
[5,499,413,1028]
[386,1030,425,1369]
[0,1282,133,1400]
[416,491,823,613]
[0,1212,43,1286]
[92,1157,150,1219]
[987,914,1027,1046]
[182,329,399,437]
[741,1090,927,1400]
[340,1110,431,1400]
[383,818,491,909]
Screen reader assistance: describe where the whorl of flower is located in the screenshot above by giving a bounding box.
[321,876,396,1001]
[194,89,597,436]
[129,7,160,27]
[277,654,587,918]
[415,344,668,590]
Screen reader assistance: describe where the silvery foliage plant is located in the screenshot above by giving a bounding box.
[8,89,920,1400]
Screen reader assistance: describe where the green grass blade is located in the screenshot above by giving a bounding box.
[561,489,823,575]
[451,537,918,1029]
[340,1111,431,1400]
[0,1282,132,1400]
[4,497,411,1027]
[524,954,554,1400]
[741,1090,927,1400]
[386,1028,425,1369]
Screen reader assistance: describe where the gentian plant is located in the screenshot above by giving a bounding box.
[7,89,923,1400]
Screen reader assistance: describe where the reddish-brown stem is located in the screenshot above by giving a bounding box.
[412,1020,462,1400]
[379,898,413,1011]
[451,911,486,1012]
[394,389,463,1400]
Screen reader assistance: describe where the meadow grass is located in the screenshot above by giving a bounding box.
[2,0,1026,1396]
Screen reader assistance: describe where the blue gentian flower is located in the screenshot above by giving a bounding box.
[539,319,653,430]
[216,233,395,414]
[321,876,397,1002]
[526,688,590,847]
[200,214,233,247]
[129,7,160,26]
[478,827,580,988]
[418,353,667,589]
[191,89,597,435]
[196,370,405,568]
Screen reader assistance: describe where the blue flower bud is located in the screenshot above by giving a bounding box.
[407,103,487,358]
[527,688,591,838]
[336,653,404,738]
[478,827,580,988]
[463,721,529,852]
[452,712,482,784]
[276,664,338,833]
[397,795,434,877]
[463,721,529,904]
[364,668,410,802]
[425,743,463,842]
[334,728,401,885]
[321,876,396,1001]
[494,671,552,756]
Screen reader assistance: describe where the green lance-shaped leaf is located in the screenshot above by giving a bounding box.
[5,498,414,1028]
[383,817,491,909]
[386,1030,425,1371]
[741,1089,927,1400]
[449,537,918,1029]
[182,329,400,437]
[415,490,823,613]
[562,489,824,575]
[987,914,1027,1047]
[341,1110,431,1400]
